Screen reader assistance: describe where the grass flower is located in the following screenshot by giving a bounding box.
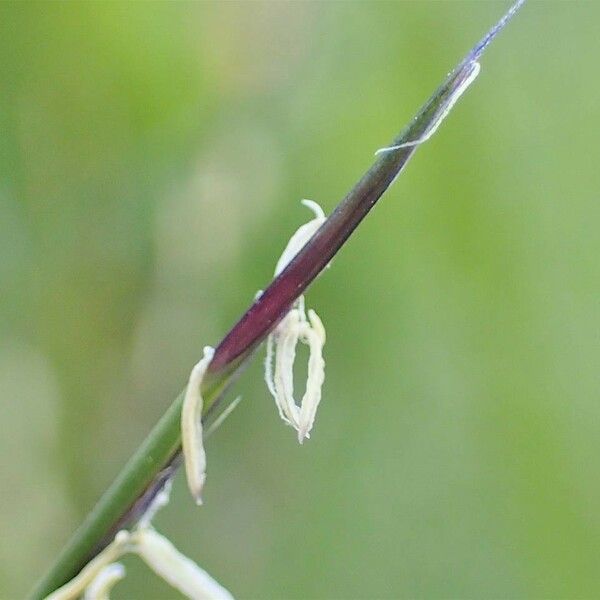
[265,201,327,442]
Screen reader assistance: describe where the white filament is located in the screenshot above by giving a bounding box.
[138,480,172,529]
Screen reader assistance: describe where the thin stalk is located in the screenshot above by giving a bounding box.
[31,2,525,597]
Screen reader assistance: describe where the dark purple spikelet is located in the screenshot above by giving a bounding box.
[207,0,527,379]
[32,2,527,597]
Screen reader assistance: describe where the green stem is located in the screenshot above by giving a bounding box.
[31,2,525,597]
[31,373,233,600]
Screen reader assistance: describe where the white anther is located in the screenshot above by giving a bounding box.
[45,532,131,600]
[131,528,234,600]
[375,60,481,155]
[297,309,326,443]
[181,346,215,505]
[273,310,303,428]
[46,477,236,600]
[83,563,126,600]
[264,334,283,420]
[264,201,327,442]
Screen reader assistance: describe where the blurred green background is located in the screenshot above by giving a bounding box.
[2,1,600,598]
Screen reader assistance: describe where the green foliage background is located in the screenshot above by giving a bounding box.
[2,2,599,598]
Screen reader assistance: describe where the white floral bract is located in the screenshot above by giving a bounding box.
[264,200,327,443]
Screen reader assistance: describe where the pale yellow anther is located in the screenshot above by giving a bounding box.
[131,528,234,600]
[181,346,215,505]
[264,201,327,442]
[83,563,126,600]
[45,532,131,600]
[46,481,235,600]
